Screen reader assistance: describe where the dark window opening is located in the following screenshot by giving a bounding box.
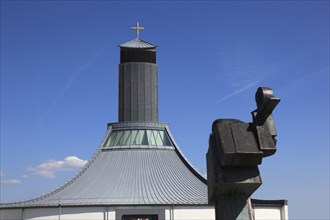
[120,50,156,63]
[122,215,158,220]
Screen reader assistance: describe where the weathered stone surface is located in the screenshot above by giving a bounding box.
[206,140,262,204]
[211,119,263,167]
[206,87,281,220]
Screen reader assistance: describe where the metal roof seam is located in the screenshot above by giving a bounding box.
[154,151,175,203]
[165,126,207,184]
[159,151,184,203]
[167,151,200,202]
[144,150,157,204]
[149,151,168,204]
[165,152,191,201]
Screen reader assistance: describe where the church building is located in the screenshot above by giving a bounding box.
[0,23,288,220]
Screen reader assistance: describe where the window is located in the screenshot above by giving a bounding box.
[106,129,172,147]
[116,208,164,220]
[122,215,158,220]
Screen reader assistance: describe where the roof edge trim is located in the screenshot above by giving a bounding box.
[119,38,157,49]
[251,199,288,206]
[165,125,207,184]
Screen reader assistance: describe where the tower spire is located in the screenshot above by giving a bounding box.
[130,21,144,39]
[119,24,158,122]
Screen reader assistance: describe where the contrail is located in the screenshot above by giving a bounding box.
[45,45,106,118]
[280,66,329,93]
[214,80,261,104]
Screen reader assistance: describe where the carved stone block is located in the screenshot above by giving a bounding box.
[212,119,263,166]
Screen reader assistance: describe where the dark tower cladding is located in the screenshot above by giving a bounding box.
[118,23,158,122]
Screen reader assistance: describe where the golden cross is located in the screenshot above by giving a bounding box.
[130,22,144,38]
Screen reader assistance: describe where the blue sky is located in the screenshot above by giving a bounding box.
[1,0,329,219]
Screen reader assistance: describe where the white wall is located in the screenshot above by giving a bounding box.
[0,208,22,220]
[171,206,215,220]
[0,207,115,220]
[1,205,288,220]
[59,207,112,220]
[24,208,59,220]
[254,205,289,220]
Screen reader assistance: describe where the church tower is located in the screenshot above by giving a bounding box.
[118,22,158,122]
[0,22,288,220]
[0,23,208,211]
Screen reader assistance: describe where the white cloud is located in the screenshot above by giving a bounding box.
[0,171,22,184]
[64,156,88,168]
[27,156,87,179]
[1,179,21,184]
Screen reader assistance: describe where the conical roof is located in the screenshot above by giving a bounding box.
[1,122,207,208]
[120,38,156,49]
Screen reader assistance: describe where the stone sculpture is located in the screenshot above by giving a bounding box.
[206,87,280,220]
